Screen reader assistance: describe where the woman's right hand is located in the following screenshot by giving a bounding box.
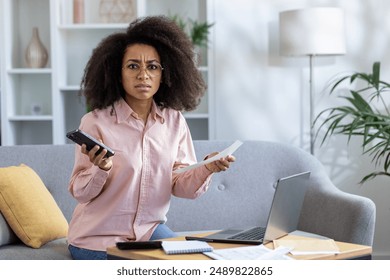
[81,143,113,171]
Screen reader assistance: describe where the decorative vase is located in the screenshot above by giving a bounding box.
[193,46,201,66]
[99,0,135,23]
[25,27,48,68]
[73,0,85,24]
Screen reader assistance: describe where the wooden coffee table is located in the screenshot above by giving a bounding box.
[106,232,372,260]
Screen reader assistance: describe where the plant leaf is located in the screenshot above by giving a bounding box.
[372,62,380,89]
[315,61,390,183]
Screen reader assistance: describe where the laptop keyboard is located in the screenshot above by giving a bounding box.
[228,227,266,241]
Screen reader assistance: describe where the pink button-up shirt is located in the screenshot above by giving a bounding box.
[67,98,213,251]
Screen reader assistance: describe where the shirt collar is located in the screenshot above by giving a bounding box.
[114,98,165,124]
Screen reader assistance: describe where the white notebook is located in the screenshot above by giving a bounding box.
[162,241,213,255]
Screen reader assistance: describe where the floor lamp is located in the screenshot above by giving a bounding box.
[279,7,346,155]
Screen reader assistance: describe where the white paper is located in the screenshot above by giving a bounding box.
[289,250,339,256]
[203,245,293,260]
[255,246,293,260]
[274,238,340,256]
[174,140,243,174]
[289,230,331,240]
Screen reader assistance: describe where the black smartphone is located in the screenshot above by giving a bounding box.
[116,241,163,250]
[66,129,115,158]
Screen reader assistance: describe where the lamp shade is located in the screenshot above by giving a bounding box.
[279,7,346,56]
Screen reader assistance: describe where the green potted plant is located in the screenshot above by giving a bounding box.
[315,62,390,183]
[171,15,214,48]
[189,19,214,48]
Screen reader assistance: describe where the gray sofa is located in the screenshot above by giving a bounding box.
[0,141,376,260]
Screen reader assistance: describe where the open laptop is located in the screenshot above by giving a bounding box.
[185,171,311,245]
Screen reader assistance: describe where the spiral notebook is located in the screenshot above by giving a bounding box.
[162,241,213,255]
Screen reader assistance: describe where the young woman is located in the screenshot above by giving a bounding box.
[67,16,235,260]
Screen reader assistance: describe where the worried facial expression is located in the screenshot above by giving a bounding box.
[121,44,163,103]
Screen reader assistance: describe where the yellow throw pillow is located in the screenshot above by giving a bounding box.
[0,164,68,248]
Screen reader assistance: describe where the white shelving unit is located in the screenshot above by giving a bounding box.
[0,0,214,145]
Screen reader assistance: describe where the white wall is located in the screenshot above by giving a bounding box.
[212,0,390,259]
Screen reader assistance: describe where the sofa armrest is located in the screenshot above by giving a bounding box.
[298,179,376,246]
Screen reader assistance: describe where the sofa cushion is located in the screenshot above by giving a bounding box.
[0,238,72,260]
[0,164,68,248]
[0,213,19,246]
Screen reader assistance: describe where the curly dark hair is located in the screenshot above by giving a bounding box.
[80,16,206,112]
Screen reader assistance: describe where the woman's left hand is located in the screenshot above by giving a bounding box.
[205,153,236,173]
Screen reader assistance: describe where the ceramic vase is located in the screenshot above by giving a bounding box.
[193,46,201,66]
[25,27,48,68]
[73,0,85,23]
[99,0,135,23]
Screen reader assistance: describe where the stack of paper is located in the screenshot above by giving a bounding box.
[273,235,340,255]
[203,245,292,260]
